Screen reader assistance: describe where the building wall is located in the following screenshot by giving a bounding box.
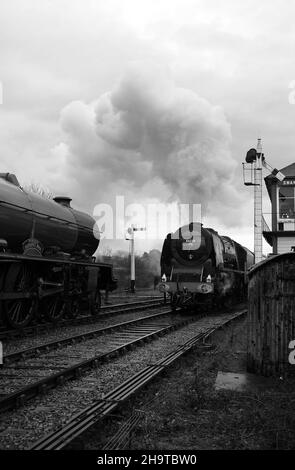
[277,237,295,253]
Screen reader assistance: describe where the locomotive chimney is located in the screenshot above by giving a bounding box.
[53,196,72,208]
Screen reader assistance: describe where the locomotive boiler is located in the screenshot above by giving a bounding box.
[0,173,117,328]
[159,222,254,310]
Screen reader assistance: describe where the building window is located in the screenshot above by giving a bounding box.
[279,186,295,219]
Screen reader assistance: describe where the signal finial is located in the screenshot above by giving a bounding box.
[257,138,262,155]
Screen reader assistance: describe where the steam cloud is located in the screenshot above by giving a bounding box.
[53,63,241,223]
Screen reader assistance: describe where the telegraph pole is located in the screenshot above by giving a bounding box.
[254,138,263,263]
[127,225,146,293]
[130,229,135,293]
[243,138,285,264]
[243,138,263,263]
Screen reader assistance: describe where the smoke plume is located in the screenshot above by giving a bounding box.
[52,63,241,224]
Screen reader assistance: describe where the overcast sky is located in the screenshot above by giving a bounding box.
[1,0,295,254]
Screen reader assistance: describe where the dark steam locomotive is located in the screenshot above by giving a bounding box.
[0,173,117,328]
[159,222,254,310]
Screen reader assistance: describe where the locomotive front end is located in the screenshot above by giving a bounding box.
[160,223,216,310]
[160,221,254,312]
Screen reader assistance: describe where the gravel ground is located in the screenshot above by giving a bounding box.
[3,305,167,356]
[0,311,240,450]
[116,318,295,450]
[108,289,162,302]
[0,309,178,393]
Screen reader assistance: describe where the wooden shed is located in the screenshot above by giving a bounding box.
[247,253,295,376]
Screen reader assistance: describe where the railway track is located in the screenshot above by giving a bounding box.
[3,309,173,364]
[0,297,164,341]
[0,308,194,413]
[30,309,247,450]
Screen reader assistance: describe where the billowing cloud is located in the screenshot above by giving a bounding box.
[2,0,295,254]
[55,63,241,225]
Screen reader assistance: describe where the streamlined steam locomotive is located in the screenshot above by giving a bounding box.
[0,173,117,328]
[159,222,254,310]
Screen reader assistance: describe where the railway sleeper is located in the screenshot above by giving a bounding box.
[56,375,65,386]
[38,384,48,395]
[75,368,83,379]
[16,394,26,408]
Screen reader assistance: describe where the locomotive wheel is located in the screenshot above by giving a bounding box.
[42,295,66,322]
[3,264,36,329]
[171,293,178,311]
[67,297,80,318]
[89,289,101,315]
[0,265,8,326]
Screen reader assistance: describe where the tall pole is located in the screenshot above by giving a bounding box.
[127,225,146,293]
[130,226,135,293]
[254,138,263,263]
[244,139,285,263]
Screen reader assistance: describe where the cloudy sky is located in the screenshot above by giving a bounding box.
[1,0,295,254]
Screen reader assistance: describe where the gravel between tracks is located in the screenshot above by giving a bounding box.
[0,311,181,393]
[0,312,234,450]
[2,305,167,356]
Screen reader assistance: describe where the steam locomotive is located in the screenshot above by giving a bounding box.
[159,222,254,310]
[0,173,117,328]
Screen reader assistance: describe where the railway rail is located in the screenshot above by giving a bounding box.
[0,308,194,413]
[30,309,247,450]
[3,308,173,364]
[0,297,164,341]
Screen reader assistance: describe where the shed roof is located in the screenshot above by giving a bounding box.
[279,162,295,176]
[265,162,295,198]
[248,251,295,277]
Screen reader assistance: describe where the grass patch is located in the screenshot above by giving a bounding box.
[130,319,295,450]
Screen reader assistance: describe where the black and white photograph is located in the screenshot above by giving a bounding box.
[0,0,294,461]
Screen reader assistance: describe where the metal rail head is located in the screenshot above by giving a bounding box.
[0,298,163,340]
[103,410,143,450]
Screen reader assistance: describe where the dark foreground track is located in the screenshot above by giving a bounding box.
[3,308,173,364]
[0,307,193,413]
[30,309,247,450]
[0,297,164,341]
